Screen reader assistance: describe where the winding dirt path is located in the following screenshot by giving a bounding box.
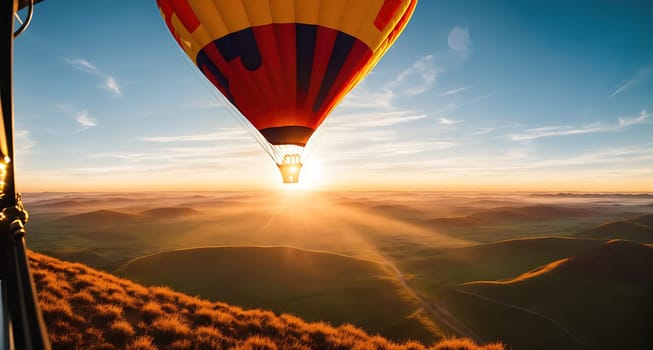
[380,257,482,342]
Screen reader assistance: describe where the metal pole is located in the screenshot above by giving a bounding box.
[1,0,17,211]
[0,1,51,349]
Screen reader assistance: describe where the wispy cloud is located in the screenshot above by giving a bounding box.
[15,130,36,155]
[75,110,96,130]
[65,58,99,75]
[329,111,427,129]
[448,26,471,56]
[526,144,653,169]
[438,117,462,125]
[469,128,494,135]
[508,124,608,141]
[618,109,650,127]
[104,76,122,96]
[139,128,249,143]
[508,110,651,141]
[439,86,469,96]
[339,86,394,109]
[611,63,653,97]
[386,55,437,96]
[66,57,122,97]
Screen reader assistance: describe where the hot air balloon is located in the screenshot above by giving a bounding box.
[156,0,418,183]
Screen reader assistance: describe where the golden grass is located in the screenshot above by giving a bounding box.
[29,251,503,350]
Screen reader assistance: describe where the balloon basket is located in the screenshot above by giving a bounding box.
[278,162,303,183]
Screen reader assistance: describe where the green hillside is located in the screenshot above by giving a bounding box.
[449,240,653,349]
[399,237,604,294]
[114,246,437,342]
[574,214,653,243]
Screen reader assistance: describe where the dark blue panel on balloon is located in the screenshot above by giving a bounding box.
[197,50,234,103]
[313,31,355,113]
[296,24,317,94]
[215,28,262,71]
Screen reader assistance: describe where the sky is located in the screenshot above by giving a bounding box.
[11,0,653,192]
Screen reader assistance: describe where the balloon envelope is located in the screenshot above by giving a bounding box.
[156,0,417,182]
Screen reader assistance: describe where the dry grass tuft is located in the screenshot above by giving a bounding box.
[29,250,504,350]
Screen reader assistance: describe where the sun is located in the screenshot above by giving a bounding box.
[281,157,325,190]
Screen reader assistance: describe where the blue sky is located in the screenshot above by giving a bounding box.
[12,0,653,191]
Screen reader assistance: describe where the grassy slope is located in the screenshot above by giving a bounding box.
[114,246,435,343]
[573,213,653,243]
[29,251,503,350]
[449,240,653,350]
[398,237,604,295]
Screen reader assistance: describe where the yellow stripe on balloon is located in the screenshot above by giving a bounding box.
[316,0,347,30]
[166,0,415,63]
[269,0,295,23]
[242,0,273,26]
[293,1,320,25]
[212,1,250,34]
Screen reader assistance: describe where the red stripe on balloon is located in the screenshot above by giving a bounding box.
[168,0,200,32]
[275,24,298,125]
[374,0,404,31]
[204,41,267,127]
[384,0,417,45]
[156,0,182,46]
[315,42,372,126]
[195,24,373,142]
[305,27,338,127]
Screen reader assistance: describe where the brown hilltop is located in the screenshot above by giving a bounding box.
[29,251,503,350]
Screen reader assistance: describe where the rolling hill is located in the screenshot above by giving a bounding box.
[573,214,653,243]
[399,237,605,288]
[29,251,503,350]
[447,240,653,350]
[114,246,437,342]
[140,207,201,219]
[57,209,144,225]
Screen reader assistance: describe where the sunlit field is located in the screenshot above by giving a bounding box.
[23,191,653,349]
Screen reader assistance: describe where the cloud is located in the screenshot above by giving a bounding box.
[139,128,249,143]
[439,86,469,96]
[340,87,395,109]
[508,109,651,142]
[15,130,36,155]
[448,27,471,55]
[517,144,653,170]
[386,55,437,96]
[618,109,650,127]
[104,76,122,96]
[328,111,427,129]
[438,117,462,125]
[508,124,607,141]
[611,63,653,97]
[65,58,99,75]
[66,57,122,97]
[75,110,96,129]
[469,128,494,135]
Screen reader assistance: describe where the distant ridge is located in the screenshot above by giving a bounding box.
[423,205,600,229]
[140,207,201,218]
[29,251,503,350]
[57,209,143,225]
[470,205,598,222]
[533,193,653,198]
[574,214,653,243]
